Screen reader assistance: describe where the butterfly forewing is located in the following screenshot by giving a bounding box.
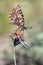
[9,4,24,26]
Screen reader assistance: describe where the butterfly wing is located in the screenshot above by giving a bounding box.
[9,4,24,26]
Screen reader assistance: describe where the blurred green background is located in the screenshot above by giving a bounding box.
[0,0,43,65]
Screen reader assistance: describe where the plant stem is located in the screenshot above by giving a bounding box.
[14,48,17,65]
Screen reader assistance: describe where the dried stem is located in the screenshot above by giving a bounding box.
[13,48,17,65]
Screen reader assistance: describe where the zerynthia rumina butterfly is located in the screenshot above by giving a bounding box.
[9,4,29,48]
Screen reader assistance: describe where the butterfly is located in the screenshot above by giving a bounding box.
[9,4,32,47]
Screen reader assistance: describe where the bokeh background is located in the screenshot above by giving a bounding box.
[0,0,43,65]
